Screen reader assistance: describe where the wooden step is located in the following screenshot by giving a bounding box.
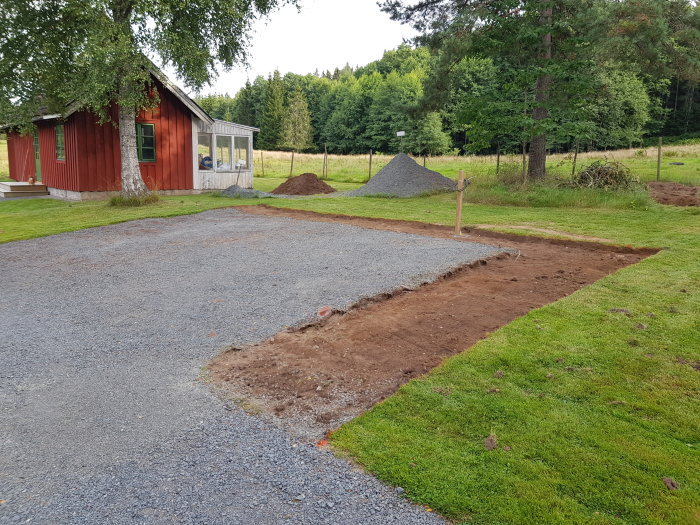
[1,190,50,198]
[0,181,48,192]
[0,181,49,198]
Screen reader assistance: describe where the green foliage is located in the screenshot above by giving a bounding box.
[257,71,285,150]
[280,89,313,151]
[0,0,293,129]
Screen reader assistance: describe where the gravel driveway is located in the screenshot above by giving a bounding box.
[0,208,503,524]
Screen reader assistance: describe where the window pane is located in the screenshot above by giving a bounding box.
[136,123,156,162]
[197,133,213,170]
[55,124,65,160]
[234,136,249,169]
[216,135,232,171]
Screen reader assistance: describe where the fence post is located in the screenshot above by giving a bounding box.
[496,143,501,175]
[571,140,579,178]
[455,170,465,236]
[657,137,662,181]
[289,151,295,178]
[260,151,265,177]
[323,144,328,179]
[369,149,373,181]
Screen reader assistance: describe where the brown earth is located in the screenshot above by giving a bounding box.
[271,173,336,195]
[648,181,699,206]
[209,206,657,441]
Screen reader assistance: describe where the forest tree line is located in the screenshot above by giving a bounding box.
[197,3,700,157]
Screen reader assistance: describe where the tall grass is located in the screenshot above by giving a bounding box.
[0,138,10,181]
[254,143,700,186]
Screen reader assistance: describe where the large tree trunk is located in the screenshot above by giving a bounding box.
[528,4,553,180]
[118,101,149,197]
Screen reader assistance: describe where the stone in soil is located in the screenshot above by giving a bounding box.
[346,153,457,197]
[221,185,276,199]
[272,173,336,195]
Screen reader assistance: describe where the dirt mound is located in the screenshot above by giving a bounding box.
[648,182,699,206]
[347,153,456,197]
[271,173,336,195]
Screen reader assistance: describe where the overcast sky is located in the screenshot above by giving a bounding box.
[189,0,418,96]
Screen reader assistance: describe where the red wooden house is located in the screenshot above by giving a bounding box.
[4,71,257,200]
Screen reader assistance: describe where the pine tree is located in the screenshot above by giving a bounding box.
[258,71,285,150]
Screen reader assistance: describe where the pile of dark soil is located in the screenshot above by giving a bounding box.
[648,181,699,206]
[271,173,336,195]
[347,153,456,197]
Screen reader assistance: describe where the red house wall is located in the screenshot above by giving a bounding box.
[37,120,81,191]
[7,132,36,181]
[75,84,193,192]
[8,80,193,193]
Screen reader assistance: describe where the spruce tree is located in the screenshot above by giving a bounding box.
[258,71,285,150]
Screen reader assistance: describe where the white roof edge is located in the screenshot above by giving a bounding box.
[213,119,260,132]
[148,67,214,125]
[31,114,62,122]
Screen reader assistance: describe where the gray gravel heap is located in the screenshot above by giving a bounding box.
[0,209,506,524]
[221,184,277,198]
[347,153,457,197]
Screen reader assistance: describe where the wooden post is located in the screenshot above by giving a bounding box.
[323,144,328,179]
[423,156,426,167]
[521,141,527,181]
[496,143,501,175]
[571,140,579,178]
[657,137,662,181]
[454,170,465,236]
[368,149,373,181]
[260,151,265,177]
[289,150,295,178]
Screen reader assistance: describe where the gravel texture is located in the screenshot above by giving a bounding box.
[346,153,457,197]
[221,185,278,199]
[0,208,504,524]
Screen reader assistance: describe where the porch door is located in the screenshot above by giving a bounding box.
[33,133,42,181]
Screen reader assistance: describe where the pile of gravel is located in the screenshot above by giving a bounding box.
[347,153,457,197]
[221,185,277,199]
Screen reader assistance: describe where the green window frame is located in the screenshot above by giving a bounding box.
[55,124,65,161]
[136,123,156,162]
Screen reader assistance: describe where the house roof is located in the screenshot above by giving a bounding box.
[213,119,260,132]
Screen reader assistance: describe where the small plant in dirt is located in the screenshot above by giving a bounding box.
[109,193,160,207]
[573,161,638,190]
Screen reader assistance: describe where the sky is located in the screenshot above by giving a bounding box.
[185,0,418,96]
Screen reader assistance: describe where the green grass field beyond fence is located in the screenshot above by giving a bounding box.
[255,144,700,186]
[0,138,9,181]
[0,184,698,524]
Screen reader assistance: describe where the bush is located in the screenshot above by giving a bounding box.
[573,161,638,190]
[109,193,160,207]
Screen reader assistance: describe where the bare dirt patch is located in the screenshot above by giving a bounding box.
[209,206,655,441]
[271,173,336,195]
[648,181,699,206]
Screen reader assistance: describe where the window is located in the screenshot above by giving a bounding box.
[55,124,65,160]
[216,135,232,171]
[136,123,156,162]
[234,136,249,169]
[198,133,213,170]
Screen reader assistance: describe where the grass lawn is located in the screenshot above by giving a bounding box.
[0,183,698,524]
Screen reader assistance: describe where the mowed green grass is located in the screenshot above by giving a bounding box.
[0,176,698,524]
[265,195,700,525]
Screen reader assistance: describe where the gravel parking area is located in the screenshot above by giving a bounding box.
[0,208,504,523]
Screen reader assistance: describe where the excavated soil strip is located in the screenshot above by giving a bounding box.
[210,206,657,441]
[647,181,699,206]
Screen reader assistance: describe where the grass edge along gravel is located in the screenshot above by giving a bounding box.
[1,187,698,525]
